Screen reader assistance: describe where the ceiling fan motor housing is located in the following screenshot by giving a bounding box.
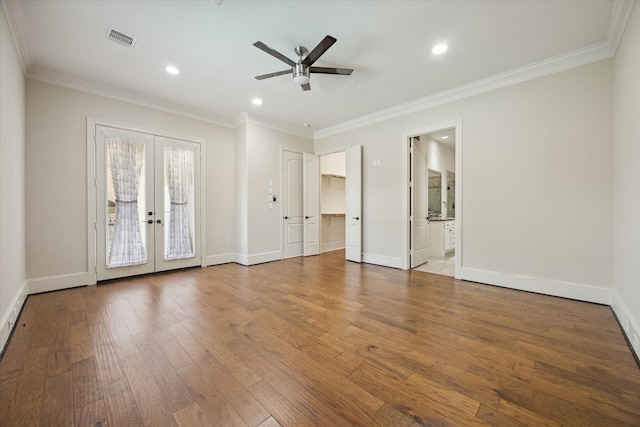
[293,63,310,85]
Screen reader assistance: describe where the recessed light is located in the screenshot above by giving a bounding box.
[302,123,311,128]
[432,43,448,55]
[441,136,449,139]
[165,65,180,75]
[252,98,263,105]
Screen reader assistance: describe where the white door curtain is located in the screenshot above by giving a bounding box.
[164,146,195,260]
[106,138,147,268]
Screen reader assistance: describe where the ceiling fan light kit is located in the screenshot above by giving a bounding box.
[254,35,353,91]
[293,63,310,85]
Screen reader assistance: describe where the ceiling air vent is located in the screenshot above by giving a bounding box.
[106,28,137,48]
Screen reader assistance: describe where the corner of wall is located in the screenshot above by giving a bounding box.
[0,280,28,356]
[611,289,640,361]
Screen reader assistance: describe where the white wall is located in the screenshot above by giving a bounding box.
[233,120,313,264]
[0,5,27,352]
[612,4,640,359]
[315,59,614,303]
[25,79,236,290]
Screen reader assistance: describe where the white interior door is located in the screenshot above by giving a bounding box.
[96,125,201,281]
[345,145,362,262]
[283,150,304,258]
[411,138,429,267]
[303,153,320,256]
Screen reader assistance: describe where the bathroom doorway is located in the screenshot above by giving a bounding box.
[405,122,461,278]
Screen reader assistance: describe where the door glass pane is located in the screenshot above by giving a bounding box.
[105,138,148,268]
[163,147,195,260]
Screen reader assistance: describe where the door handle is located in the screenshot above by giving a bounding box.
[352,217,360,220]
[147,219,153,224]
[156,219,162,224]
[305,216,310,219]
[148,211,153,216]
[284,216,289,219]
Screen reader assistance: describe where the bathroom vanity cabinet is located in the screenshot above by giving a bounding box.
[427,219,455,257]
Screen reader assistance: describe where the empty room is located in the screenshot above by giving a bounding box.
[1,0,639,425]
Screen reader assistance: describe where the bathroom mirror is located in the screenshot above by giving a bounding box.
[428,169,441,214]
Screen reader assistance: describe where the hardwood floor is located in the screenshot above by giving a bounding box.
[1,250,639,426]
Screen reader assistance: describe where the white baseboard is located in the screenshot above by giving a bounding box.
[322,241,345,252]
[460,267,611,305]
[235,250,281,266]
[611,290,640,361]
[0,280,28,355]
[27,271,89,295]
[362,252,404,269]
[203,253,235,267]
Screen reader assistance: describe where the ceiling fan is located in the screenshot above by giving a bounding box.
[253,35,353,91]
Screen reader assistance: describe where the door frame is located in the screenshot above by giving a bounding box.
[401,119,462,278]
[86,117,207,285]
[315,145,351,257]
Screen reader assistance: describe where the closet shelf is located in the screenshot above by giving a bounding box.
[321,212,345,216]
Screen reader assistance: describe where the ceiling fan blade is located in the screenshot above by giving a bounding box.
[301,35,337,67]
[255,69,293,80]
[253,41,296,67]
[301,83,311,91]
[309,67,353,75]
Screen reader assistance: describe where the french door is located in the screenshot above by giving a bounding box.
[95,125,201,281]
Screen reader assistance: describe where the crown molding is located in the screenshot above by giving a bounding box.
[27,66,233,128]
[606,0,636,51]
[232,112,313,139]
[314,41,615,140]
[1,0,32,73]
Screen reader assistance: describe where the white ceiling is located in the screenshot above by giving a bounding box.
[10,0,626,134]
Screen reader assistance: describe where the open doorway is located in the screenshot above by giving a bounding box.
[316,147,363,263]
[319,151,347,253]
[406,125,459,277]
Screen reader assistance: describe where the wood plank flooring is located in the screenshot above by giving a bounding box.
[1,250,639,426]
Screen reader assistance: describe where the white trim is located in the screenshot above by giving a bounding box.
[199,140,208,271]
[402,120,463,280]
[611,289,640,361]
[322,241,345,252]
[315,42,614,139]
[606,0,637,52]
[460,267,612,305]
[1,0,31,73]
[233,112,313,139]
[27,272,89,295]
[235,251,281,266]
[87,117,208,283]
[314,145,351,156]
[29,67,231,128]
[0,280,28,355]
[204,253,235,266]
[362,253,403,269]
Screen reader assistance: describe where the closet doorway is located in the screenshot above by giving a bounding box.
[93,124,202,281]
[320,151,346,253]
